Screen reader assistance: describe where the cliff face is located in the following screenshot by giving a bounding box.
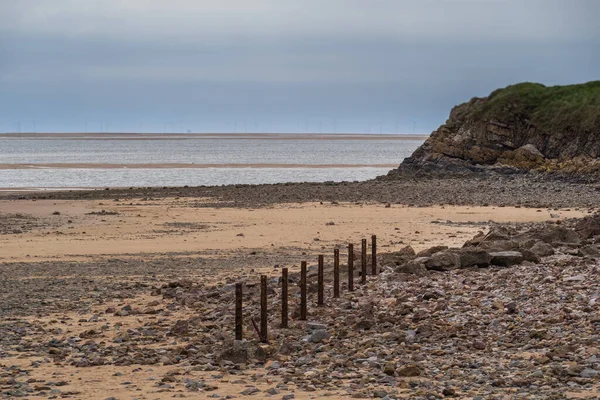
[395,81,600,176]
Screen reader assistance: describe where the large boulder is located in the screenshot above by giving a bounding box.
[517,225,581,246]
[396,257,429,276]
[416,245,449,258]
[459,249,492,268]
[575,213,600,239]
[380,245,417,267]
[529,241,555,258]
[425,251,461,271]
[490,251,524,267]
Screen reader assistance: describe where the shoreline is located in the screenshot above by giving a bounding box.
[0,162,397,170]
[0,132,429,140]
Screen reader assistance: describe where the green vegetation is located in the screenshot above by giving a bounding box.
[468,81,600,133]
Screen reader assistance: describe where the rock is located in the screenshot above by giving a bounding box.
[580,368,598,378]
[425,251,461,271]
[396,364,421,377]
[306,322,327,331]
[529,241,555,257]
[505,301,518,314]
[381,246,417,266]
[170,320,189,336]
[218,341,249,364]
[416,245,448,258]
[383,362,396,376]
[581,244,600,257]
[564,274,586,282]
[442,387,457,397]
[490,251,524,267]
[389,82,600,176]
[519,225,581,246]
[240,387,260,395]
[396,257,429,276]
[459,249,492,268]
[473,340,486,350]
[575,212,600,238]
[306,330,331,343]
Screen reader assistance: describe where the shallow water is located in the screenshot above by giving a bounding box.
[0,137,423,188]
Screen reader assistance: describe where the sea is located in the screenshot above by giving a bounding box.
[0,135,425,189]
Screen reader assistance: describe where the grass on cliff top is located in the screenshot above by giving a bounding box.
[468,81,600,133]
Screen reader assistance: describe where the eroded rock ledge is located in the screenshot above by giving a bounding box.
[387,81,600,178]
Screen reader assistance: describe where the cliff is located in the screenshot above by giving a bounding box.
[391,81,600,177]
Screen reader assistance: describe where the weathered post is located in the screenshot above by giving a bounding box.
[281,268,288,328]
[300,261,307,320]
[361,238,367,283]
[348,243,354,291]
[235,282,243,340]
[333,248,340,298]
[260,275,268,343]
[318,255,324,306]
[371,235,377,275]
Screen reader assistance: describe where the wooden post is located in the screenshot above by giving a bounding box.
[371,234,377,275]
[317,255,324,306]
[235,282,243,340]
[281,268,288,328]
[260,275,268,343]
[361,238,367,283]
[300,261,307,320]
[348,244,354,292]
[333,248,340,298]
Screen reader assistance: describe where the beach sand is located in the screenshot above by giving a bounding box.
[0,196,593,399]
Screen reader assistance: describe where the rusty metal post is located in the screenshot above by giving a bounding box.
[281,268,288,328]
[235,282,243,340]
[361,238,367,283]
[333,248,340,298]
[260,275,268,343]
[300,261,307,320]
[318,255,324,306]
[348,243,354,291]
[371,234,377,275]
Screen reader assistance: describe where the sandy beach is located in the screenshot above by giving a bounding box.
[2,185,599,399]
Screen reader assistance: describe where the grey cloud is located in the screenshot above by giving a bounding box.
[0,0,598,133]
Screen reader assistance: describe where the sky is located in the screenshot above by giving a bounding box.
[0,0,599,134]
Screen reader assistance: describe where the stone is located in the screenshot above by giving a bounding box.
[383,362,396,376]
[218,341,248,364]
[396,364,421,377]
[306,322,327,331]
[529,241,554,257]
[416,245,448,258]
[306,330,330,343]
[425,251,461,271]
[459,249,492,268]
[396,257,429,276]
[490,251,524,267]
[240,387,260,395]
[581,244,600,257]
[171,320,189,336]
[473,340,486,350]
[580,369,598,378]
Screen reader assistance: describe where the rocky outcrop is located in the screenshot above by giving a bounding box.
[388,81,600,177]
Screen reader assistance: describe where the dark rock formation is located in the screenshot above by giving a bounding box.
[387,81,600,177]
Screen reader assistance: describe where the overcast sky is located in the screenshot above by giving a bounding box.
[1,0,599,133]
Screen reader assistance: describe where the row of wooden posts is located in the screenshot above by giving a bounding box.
[235,235,377,342]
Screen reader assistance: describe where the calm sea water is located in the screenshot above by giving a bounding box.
[0,137,423,188]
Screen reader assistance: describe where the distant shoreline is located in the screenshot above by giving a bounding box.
[0,163,397,170]
[0,132,428,141]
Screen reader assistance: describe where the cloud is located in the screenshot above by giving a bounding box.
[1,0,599,43]
[0,0,598,132]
